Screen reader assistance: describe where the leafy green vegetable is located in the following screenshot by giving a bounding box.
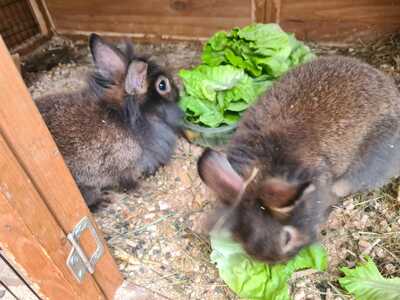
[179,23,315,128]
[179,65,270,126]
[180,65,247,102]
[339,257,400,300]
[210,231,328,300]
[202,23,315,78]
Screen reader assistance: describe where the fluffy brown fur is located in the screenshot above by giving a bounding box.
[198,56,400,263]
[36,34,182,207]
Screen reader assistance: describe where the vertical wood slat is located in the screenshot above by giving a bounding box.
[252,0,281,23]
[252,0,266,23]
[38,0,57,32]
[28,0,49,35]
[0,36,123,298]
[265,0,281,23]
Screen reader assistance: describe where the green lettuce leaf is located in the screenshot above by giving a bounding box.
[201,23,314,79]
[238,23,289,49]
[199,111,224,128]
[226,101,249,112]
[202,50,226,66]
[223,112,241,124]
[339,257,400,300]
[209,31,229,51]
[179,95,210,116]
[179,65,246,102]
[178,65,269,127]
[181,23,315,128]
[210,231,328,300]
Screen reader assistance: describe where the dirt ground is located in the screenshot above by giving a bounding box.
[22,35,400,300]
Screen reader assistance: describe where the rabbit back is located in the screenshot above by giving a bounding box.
[36,89,142,191]
[197,55,400,264]
[230,56,400,183]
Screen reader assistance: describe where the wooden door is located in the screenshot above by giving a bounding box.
[0,36,149,299]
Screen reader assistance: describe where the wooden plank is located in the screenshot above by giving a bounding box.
[265,0,281,23]
[0,204,74,300]
[59,30,209,43]
[279,0,400,43]
[0,133,104,299]
[0,36,123,299]
[0,175,76,299]
[38,0,56,31]
[252,0,266,23]
[0,252,39,300]
[45,0,252,39]
[28,0,49,35]
[10,54,20,73]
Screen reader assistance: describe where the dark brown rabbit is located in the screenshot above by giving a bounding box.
[198,56,400,263]
[36,34,182,207]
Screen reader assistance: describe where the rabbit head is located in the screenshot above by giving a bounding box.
[198,148,334,264]
[89,33,182,131]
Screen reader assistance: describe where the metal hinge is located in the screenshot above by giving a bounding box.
[66,216,104,282]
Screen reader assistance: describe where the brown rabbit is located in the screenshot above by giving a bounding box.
[198,56,400,263]
[36,34,182,207]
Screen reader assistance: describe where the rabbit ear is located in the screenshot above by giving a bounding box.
[258,178,313,211]
[198,148,244,205]
[89,33,127,81]
[125,61,148,95]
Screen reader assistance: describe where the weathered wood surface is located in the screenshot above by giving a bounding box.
[265,0,281,23]
[252,0,266,23]
[28,0,49,35]
[46,0,252,40]
[43,0,400,42]
[280,0,400,43]
[0,171,78,299]
[0,132,103,299]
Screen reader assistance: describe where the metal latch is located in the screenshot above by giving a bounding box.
[66,216,104,282]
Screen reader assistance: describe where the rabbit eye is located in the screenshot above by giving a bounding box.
[156,76,171,95]
[257,199,267,212]
[159,80,166,91]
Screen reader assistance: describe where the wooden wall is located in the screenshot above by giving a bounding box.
[40,0,400,43]
[279,0,400,43]
[44,0,252,40]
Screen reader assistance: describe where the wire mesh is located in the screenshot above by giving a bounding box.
[0,0,40,49]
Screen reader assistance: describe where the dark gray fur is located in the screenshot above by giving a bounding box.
[198,56,400,263]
